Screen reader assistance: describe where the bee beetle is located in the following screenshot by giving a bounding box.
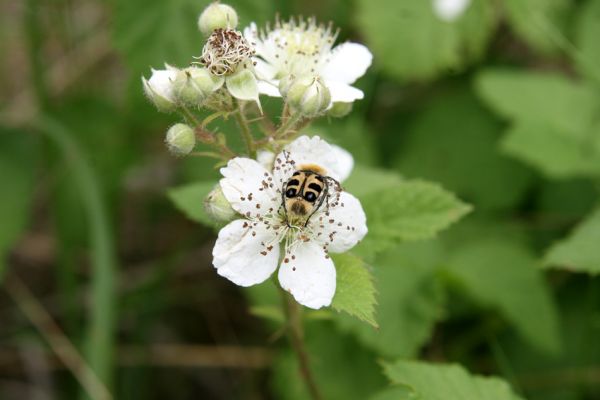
[282,165,339,226]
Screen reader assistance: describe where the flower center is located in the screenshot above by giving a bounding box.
[200,28,255,76]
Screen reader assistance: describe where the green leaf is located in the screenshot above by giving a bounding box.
[394,88,533,211]
[356,0,496,81]
[343,164,403,199]
[358,180,471,256]
[0,129,38,279]
[475,69,600,135]
[382,360,524,400]
[331,253,378,327]
[335,242,445,358]
[544,207,600,274]
[445,239,561,353]
[167,181,220,227]
[574,0,600,82]
[501,121,600,178]
[502,0,570,54]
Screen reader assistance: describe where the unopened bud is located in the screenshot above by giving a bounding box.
[205,185,236,221]
[286,76,331,117]
[142,66,178,112]
[327,102,353,118]
[278,74,296,98]
[165,123,196,155]
[173,67,224,106]
[198,2,239,36]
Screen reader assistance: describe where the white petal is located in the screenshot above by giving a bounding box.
[256,150,275,170]
[243,22,259,44]
[331,144,354,183]
[254,59,277,81]
[310,191,367,253]
[432,0,472,22]
[257,79,281,97]
[220,157,280,218]
[145,68,178,101]
[327,81,364,103]
[278,242,336,309]
[321,42,373,85]
[213,219,280,286]
[272,136,353,185]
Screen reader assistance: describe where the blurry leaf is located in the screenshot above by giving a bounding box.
[503,0,570,54]
[537,179,597,219]
[501,121,600,178]
[575,0,600,82]
[272,324,386,400]
[370,386,414,400]
[344,164,403,199]
[445,239,561,353]
[0,129,38,279]
[358,180,471,256]
[475,69,600,135]
[394,89,533,211]
[167,181,220,227]
[382,360,524,400]
[544,208,600,274]
[331,253,377,327]
[335,242,445,358]
[316,117,378,166]
[356,0,496,81]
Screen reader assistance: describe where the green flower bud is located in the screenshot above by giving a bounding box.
[165,123,196,156]
[173,67,224,106]
[205,184,236,222]
[327,102,353,118]
[286,76,331,117]
[198,2,239,36]
[278,74,296,98]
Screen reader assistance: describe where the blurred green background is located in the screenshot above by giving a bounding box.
[1,0,600,399]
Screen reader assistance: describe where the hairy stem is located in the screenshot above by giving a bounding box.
[234,104,256,157]
[275,113,302,138]
[282,293,322,400]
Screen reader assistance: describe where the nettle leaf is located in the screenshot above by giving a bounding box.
[445,239,560,353]
[544,207,600,274]
[356,0,496,81]
[331,253,377,327]
[358,181,471,256]
[167,181,220,228]
[503,0,570,54]
[381,360,524,400]
[334,242,445,358]
[575,0,600,82]
[501,121,600,178]
[0,130,38,280]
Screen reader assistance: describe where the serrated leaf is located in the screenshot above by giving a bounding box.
[356,0,496,81]
[445,239,561,353]
[544,207,600,274]
[382,360,524,400]
[167,181,220,228]
[331,253,377,327]
[503,0,570,54]
[501,121,600,178]
[358,181,471,256]
[334,242,445,358]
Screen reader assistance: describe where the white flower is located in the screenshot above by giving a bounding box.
[142,65,179,111]
[212,136,366,309]
[432,0,472,22]
[243,17,373,105]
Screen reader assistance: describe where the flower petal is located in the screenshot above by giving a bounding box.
[220,157,280,218]
[326,81,364,103]
[321,42,373,85]
[311,191,367,253]
[254,59,277,81]
[213,219,280,286]
[272,136,353,185]
[257,79,281,97]
[331,144,354,183]
[433,0,472,22]
[278,242,336,309]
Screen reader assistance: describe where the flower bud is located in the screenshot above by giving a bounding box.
[198,2,239,36]
[286,76,331,117]
[142,66,178,112]
[165,123,196,155]
[327,102,353,118]
[278,74,296,98]
[173,67,224,106]
[205,184,236,221]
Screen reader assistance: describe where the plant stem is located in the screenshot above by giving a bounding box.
[275,113,302,138]
[234,104,256,157]
[282,293,323,400]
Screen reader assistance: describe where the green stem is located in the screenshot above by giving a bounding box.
[281,291,322,400]
[180,106,201,126]
[34,116,117,399]
[234,105,256,157]
[275,113,302,138]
